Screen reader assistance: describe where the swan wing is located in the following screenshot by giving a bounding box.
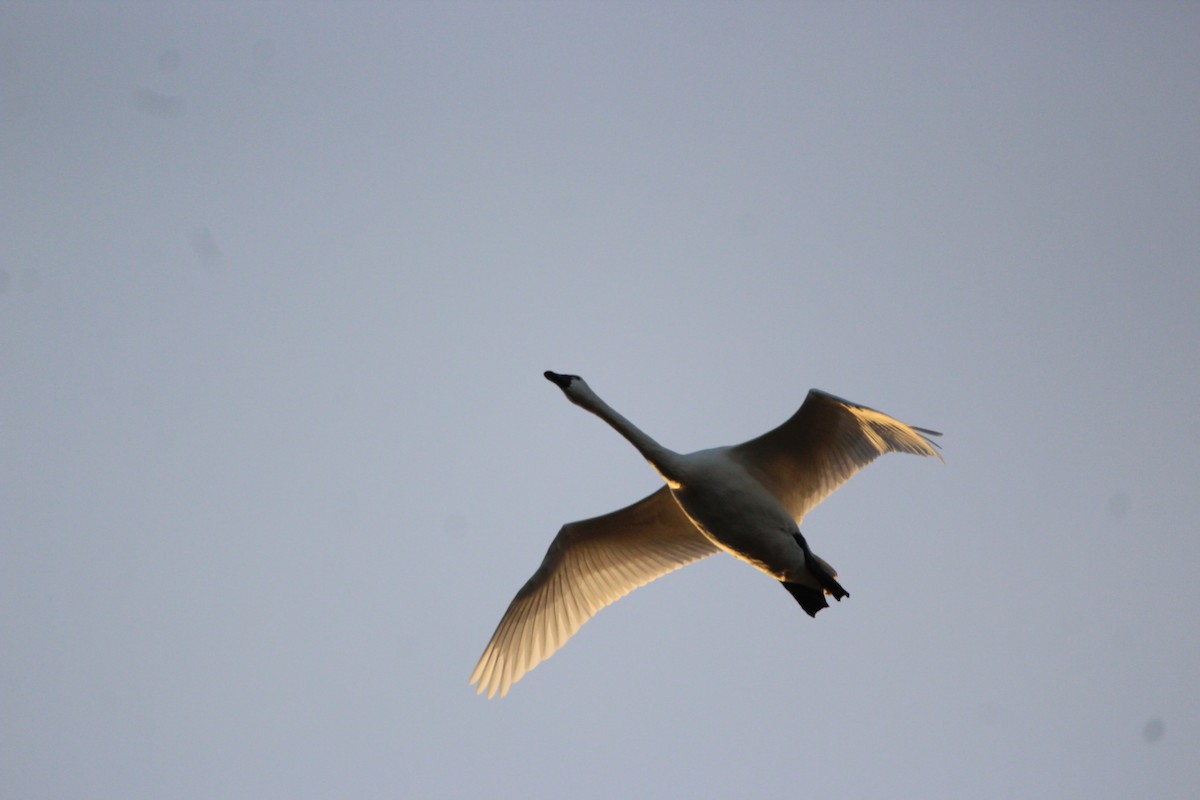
[470,487,719,698]
[731,389,941,522]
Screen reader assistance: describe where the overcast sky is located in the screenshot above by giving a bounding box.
[3,2,1198,798]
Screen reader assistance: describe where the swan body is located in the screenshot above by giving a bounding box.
[470,371,941,698]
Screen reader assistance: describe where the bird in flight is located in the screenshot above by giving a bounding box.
[470,371,941,698]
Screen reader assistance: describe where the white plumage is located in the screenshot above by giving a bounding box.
[470,371,941,698]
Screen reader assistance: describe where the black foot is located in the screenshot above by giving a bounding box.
[780,580,829,617]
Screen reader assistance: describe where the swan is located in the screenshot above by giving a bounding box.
[470,371,941,698]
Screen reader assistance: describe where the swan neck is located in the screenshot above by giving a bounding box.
[578,390,678,478]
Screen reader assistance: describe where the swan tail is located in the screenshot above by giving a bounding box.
[807,552,849,601]
[780,547,849,617]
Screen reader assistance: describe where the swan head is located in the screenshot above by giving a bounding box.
[544,370,581,390]
[544,370,596,407]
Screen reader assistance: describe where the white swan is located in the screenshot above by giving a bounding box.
[470,371,941,698]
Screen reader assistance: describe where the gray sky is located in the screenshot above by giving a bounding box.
[3,2,1198,797]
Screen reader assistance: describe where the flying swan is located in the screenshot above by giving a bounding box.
[470,371,941,698]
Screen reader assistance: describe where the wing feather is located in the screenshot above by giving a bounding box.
[470,487,719,698]
[731,389,941,522]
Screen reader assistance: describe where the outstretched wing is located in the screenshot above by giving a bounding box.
[730,389,941,523]
[470,487,719,698]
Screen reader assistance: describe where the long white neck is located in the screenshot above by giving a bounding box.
[571,383,683,485]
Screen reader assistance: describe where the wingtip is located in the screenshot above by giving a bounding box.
[470,665,511,699]
[469,677,501,700]
[919,432,945,462]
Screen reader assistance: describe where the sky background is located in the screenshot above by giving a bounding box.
[3,2,1198,798]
